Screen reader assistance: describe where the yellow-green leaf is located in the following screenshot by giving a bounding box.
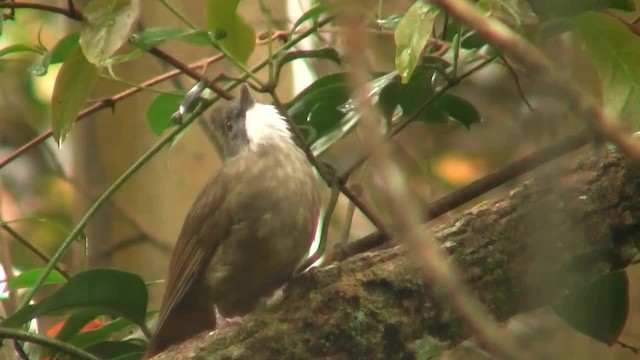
[51,46,100,146]
[80,0,141,66]
[206,0,256,63]
[572,12,640,127]
[394,1,438,83]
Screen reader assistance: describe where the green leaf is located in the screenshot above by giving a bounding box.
[104,48,145,66]
[277,48,341,68]
[436,93,481,128]
[378,67,479,128]
[54,309,103,343]
[69,317,135,349]
[290,4,329,36]
[130,27,219,50]
[572,12,640,127]
[379,67,436,122]
[274,48,341,83]
[394,1,439,83]
[0,44,41,58]
[50,33,80,64]
[146,93,184,135]
[552,270,629,345]
[80,0,141,65]
[206,0,256,63]
[287,73,349,141]
[1,269,148,329]
[286,72,399,155]
[50,46,99,146]
[7,268,66,291]
[28,52,52,76]
[86,341,145,359]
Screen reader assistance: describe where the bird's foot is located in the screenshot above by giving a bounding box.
[219,316,244,329]
[208,317,244,338]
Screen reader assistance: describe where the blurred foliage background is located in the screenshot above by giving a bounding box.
[1,0,640,359]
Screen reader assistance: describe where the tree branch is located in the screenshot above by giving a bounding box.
[153,151,639,359]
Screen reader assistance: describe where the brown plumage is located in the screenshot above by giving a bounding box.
[145,86,320,357]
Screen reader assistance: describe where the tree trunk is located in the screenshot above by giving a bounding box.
[151,150,640,359]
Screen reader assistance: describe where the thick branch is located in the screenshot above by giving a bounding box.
[153,151,640,359]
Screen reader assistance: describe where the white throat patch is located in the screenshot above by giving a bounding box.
[244,103,293,150]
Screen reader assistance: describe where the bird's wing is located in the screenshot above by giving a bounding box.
[153,171,232,334]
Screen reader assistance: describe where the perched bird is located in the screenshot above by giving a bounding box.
[145,85,320,357]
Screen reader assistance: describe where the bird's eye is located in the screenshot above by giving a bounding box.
[225,120,233,132]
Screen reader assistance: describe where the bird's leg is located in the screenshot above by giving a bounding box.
[208,307,244,337]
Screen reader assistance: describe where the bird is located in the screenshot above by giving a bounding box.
[145,84,320,357]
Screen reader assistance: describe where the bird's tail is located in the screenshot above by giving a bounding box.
[144,304,216,358]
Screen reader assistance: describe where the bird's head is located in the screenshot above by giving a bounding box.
[209,85,293,159]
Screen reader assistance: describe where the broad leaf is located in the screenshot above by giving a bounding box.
[146,93,184,135]
[55,309,103,342]
[50,46,99,145]
[50,33,80,64]
[379,66,480,128]
[394,1,439,83]
[286,72,398,155]
[572,12,640,127]
[7,268,66,290]
[553,270,629,345]
[69,317,136,349]
[80,0,141,65]
[287,73,349,143]
[274,48,341,83]
[2,269,148,329]
[437,93,481,128]
[206,0,255,63]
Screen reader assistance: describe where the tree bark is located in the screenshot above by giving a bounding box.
[153,150,640,360]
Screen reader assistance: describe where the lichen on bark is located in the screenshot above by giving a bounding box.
[153,151,640,360]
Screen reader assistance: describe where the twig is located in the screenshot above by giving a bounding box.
[1,223,71,279]
[13,341,29,360]
[66,0,77,19]
[330,131,589,261]
[0,327,100,360]
[432,0,640,166]
[499,54,534,111]
[145,48,232,100]
[0,2,83,20]
[0,54,225,171]
[337,3,526,358]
